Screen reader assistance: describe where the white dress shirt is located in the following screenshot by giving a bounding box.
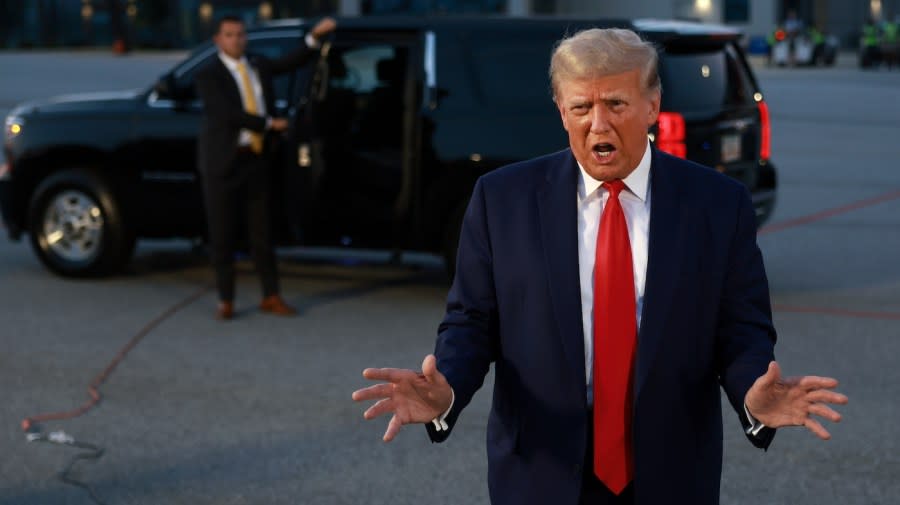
[578,141,652,403]
[217,52,267,148]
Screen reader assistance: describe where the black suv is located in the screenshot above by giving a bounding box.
[1,17,777,277]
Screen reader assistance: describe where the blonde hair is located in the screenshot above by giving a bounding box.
[550,28,661,101]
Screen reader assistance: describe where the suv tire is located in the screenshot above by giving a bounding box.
[27,170,135,277]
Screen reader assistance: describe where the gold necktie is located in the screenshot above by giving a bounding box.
[236,61,264,154]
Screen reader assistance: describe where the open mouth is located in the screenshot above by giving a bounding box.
[593,143,616,158]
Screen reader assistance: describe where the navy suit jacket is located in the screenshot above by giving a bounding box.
[427,148,776,505]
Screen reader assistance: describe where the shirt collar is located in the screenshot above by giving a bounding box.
[218,51,248,71]
[577,140,652,202]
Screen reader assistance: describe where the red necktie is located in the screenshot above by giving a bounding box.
[592,179,637,495]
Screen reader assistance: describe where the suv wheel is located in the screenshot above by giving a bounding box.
[28,170,135,277]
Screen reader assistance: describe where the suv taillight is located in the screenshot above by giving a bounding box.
[757,100,771,161]
[656,111,686,158]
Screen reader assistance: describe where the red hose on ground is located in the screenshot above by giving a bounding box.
[21,285,211,433]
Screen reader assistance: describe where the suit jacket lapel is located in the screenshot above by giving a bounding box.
[537,150,588,398]
[635,149,685,402]
[214,58,243,106]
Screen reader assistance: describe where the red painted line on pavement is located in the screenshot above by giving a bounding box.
[762,191,900,323]
[774,305,900,321]
[759,189,900,236]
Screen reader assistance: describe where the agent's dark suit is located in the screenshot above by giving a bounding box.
[195,44,319,301]
[427,148,777,505]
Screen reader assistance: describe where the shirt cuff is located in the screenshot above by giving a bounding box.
[305,33,320,49]
[431,389,455,432]
[744,404,767,436]
[265,117,272,129]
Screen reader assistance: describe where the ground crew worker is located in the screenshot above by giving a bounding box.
[808,26,825,65]
[861,18,881,68]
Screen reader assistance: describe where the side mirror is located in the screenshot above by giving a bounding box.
[153,74,178,99]
[154,74,196,104]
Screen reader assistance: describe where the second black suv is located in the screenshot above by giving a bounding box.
[1,16,777,277]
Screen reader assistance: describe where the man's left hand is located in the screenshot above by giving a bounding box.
[745,361,848,440]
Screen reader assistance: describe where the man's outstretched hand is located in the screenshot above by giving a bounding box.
[745,361,848,440]
[352,354,453,442]
[310,17,337,41]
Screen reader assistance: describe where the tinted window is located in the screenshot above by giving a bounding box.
[320,43,407,147]
[658,46,753,112]
[468,31,558,109]
[330,45,397,93]
[171,44,216,98]
[247,36,305,102]
[434,31,475,111]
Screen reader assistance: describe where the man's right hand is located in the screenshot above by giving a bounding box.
[352,354,453,442]
[269,118,289,132]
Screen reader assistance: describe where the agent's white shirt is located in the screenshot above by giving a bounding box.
[217,52,267,148]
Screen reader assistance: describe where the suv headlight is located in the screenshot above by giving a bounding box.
[5,115,24,140]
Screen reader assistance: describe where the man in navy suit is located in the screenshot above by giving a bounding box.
[195,15,335,320]
[352,28,847,504]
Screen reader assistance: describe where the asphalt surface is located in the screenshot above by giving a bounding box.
[1,50,899,505]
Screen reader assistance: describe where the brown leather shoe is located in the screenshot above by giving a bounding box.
[216,301,234,320]
[259,295,297,316]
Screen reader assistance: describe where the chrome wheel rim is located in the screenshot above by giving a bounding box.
[42,190,104,263]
